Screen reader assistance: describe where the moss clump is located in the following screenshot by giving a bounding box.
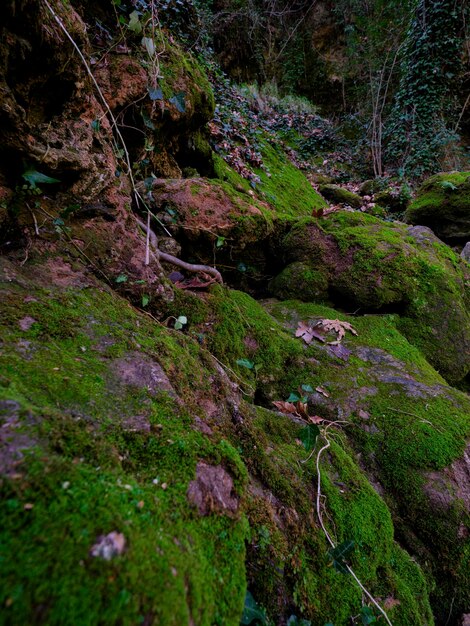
[213,138,326,220]
[319,184,363,208]
[405,171,470,242]
[160,38,215,125]
[254,141,327,216]
[269,261,329,303]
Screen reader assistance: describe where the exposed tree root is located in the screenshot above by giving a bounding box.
[135,216,223,284]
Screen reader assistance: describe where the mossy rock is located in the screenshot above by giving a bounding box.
[319,184,363,208]
[405,171,470,242]
[359,179,387,196]
[0,257,439,626]
[274,211,470,383]
[269,261,330,302]
[166,287,469,623]
[263,299,470,624]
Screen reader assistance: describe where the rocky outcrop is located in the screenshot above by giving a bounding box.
[269,211,470,384]
[405,172,470,243]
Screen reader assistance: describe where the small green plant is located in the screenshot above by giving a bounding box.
[240,591,268,625]
[174,315,187,330]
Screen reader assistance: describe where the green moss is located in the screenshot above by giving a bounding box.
[269,262,330,303]
[0,280,248,626]
[160,39,215,123]
[319,184,363,208]
[277,211,470,383]
[213,153,251,191]
[255,141,327,216]
[2,261,467,625]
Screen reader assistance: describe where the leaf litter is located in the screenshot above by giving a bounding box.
[295,318,357,346]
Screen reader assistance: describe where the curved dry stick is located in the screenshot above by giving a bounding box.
[135,217,223,284]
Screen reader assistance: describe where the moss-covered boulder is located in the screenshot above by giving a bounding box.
[405,172,470,242]
[269,261,330,302]
[165,286,469,624]
[2,258,455,625]
[319,184,363,208]
[272,211,470,383]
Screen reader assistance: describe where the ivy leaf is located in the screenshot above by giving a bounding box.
[174,315,187,330]
[169,92,186,113]
[22,169,60,189]
[142,294,150,307]
[360,606,377,625]
[301,384,314,393]
[299,424,319,451]
[236,358,254,370]
[287,392,300,402]
[216,236,226,248]
[141,36,155,57]
[328,540,355,574]
[128,10,142,33]
[115,274,128,284]
[141,110,155,129]
[240,591,267,625]
[148,87,163,101]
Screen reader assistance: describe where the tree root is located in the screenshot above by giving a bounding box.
[135,216,223,284]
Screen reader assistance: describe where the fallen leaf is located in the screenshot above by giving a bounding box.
[296,402,310,420]
[384,597,401,610]
[315,386,330,398]
[316,319,358,343]
[295,321,326,344]
[308,415,324,424]
[272,401,299,415]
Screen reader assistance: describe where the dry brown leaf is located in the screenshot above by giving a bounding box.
[296,402,310,419]
[315,386,330,398]
[308,415,324,424]
[316,318,358,343]
[295,321,326,345]
[272,401,299,415]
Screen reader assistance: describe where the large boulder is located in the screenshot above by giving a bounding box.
[405,172,470,242]
[270,211,470,383]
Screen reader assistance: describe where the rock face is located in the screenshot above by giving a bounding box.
[405,172,470,242]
